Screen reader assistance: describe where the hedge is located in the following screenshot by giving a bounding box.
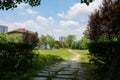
[0,42,35,79]
[89,41,120,80]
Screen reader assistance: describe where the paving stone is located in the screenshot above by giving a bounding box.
[37,72,54,77]
[49,67,61,70]
[52,78,70,80]
[63,68,77,71]
[58,71,74,75]
[56,75,73,79]
[45,69,59,72]
[32,77,47,80]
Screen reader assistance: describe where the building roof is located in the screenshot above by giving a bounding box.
[6,28,36,34]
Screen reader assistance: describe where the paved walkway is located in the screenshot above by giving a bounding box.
[32,50,82,80]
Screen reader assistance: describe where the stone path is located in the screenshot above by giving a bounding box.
[32,50,81,80]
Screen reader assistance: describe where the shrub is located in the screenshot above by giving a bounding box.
[0,42,35,79]
[89,41,120,68]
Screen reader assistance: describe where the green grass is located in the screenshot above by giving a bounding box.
[37,49,75,60]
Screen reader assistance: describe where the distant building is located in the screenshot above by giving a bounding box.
[0,25,8,33]
[59,36,66,41]
[6,28,38,43]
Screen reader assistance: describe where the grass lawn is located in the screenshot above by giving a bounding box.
[37,49,75,60]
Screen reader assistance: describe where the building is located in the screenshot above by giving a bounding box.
[59,36,66,42]
[0,25,8,33]
[6,28,38,43]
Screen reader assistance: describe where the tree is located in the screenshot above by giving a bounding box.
[81,0,93,5]
[64,35,75,48]
[86,2,120,41]
[46,35,55,49]
[0,33,8,43]
[23,31,39,43]
[39,35,47,49]
[0,0,120,10]
[0,0,41,10]
[86,10,102,41]
[39,34,55,49]
[79,36,90,49]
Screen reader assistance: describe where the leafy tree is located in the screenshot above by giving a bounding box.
[39,34,55,49]
[86,2,120,41]
[0,0,41,10]
[39,35,47,49]
[46,35,55,49]
[64,35,75,48]
[79,36,90,49]
[23,32,39,43]
[0,0,120,10]
[0,33,8,43]
[71,41,79,49]
[81,0,93,5]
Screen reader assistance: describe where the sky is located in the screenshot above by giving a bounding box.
[0,0,102,40]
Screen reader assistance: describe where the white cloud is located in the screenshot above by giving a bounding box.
[58,0,102,19]
[59,20,80,27]
[57,12,65,17]
[53,29,63,33]
[37,16,54,25]
[26,8,38,15]
[0,15,55,34]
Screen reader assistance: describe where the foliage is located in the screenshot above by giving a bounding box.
[86,1,120,80]
[64,35,75,48]
[23,32,39,44]
[86,2,120,41]
[79,36,90,49]
[0,33,8,42]
[39,34,55,49]
[71,41,79,49]
[0,0,41,10]
[0,42,35,80]
[81,0,93,5]
[89,41,120,69]
[0,0,94,10]
[46,35,55,49]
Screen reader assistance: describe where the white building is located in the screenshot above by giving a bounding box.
[59,36,66,42]
[0,25,8,33]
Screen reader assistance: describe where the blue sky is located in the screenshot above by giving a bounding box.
[0,0,102,40]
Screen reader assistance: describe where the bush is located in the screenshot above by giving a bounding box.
[89,41,120,79]
[89,41,120,80]
[0,42,35,79]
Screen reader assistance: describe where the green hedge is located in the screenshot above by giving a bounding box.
[0,42,35,79]
[89,41,120,67]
